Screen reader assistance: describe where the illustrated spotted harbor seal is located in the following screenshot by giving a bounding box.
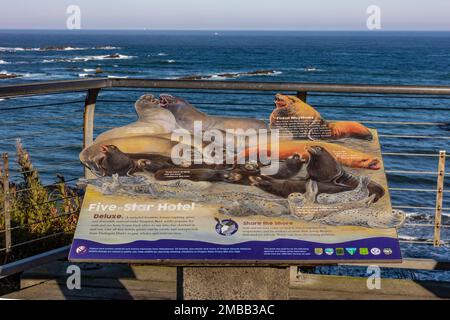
[159,94,268,132]
[242,140,381,170]
[269,94,373,141]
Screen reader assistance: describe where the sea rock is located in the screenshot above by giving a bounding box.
[0,73,21,79]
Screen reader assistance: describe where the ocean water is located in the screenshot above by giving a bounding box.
[0,30,449,267]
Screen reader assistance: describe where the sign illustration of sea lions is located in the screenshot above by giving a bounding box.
[249,145,385,202]
[159,94,268,132]
[269,94,373,141]
[242,140,381,170]
[95,94,180,143]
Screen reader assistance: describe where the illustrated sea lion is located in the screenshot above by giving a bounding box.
[242,140,381,170]
[97,145,149,177]
[268,153,304,179]
[269,94,373,141]
[95,94,179,143]
[154,162,260,184]
[159,94,268,132]
[305,145,385,201]
[249,145,385,202]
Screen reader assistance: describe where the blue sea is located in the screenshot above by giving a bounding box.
[0,30,449,271]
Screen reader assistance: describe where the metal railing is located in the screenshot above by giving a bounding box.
[0,78,449,276]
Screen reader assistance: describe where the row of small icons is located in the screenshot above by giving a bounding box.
[315,247,393,256]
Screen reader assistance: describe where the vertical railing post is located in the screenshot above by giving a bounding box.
[83,88,101,179]
[296,91,307,102]
[2,153,11,254]
[434,150,446,247]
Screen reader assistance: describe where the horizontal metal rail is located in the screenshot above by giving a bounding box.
[3,78,450,98]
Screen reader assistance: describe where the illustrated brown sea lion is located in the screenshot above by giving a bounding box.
[268,153,305,179]
[269,94,373,141]
[159,94,268,132]
[242,140,381,170]
[95,94,179,144]
[97,145,149,176]
[306,145,385,201]
[249,145,385,202]
[154,162,260,184]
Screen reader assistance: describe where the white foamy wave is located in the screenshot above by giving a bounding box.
[0,46,121,52]
[93,46,121,50]
[43,54,135,64]
[83,68,96,72]
[0,47,40,52]
[0,60,9,64]
[107,75,129,79]
[157,53,168,56]
[78,73,90,78]
[166,60,176,63]
[398,235,433,243]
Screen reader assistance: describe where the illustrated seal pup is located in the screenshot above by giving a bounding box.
[242,140,381,170]
[95,94,180,143]
[159,94,268,132]
[269,94,373,140]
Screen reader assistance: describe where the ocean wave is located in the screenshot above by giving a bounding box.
[166,60,176,63]
[43,53,135,63]
[178,69,282,80]
[398,235,434,243]
[0,60,10,64]
[107,75,129,79]
[0,46,121,52]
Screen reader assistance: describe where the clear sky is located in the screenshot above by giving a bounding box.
[1,0,450,30]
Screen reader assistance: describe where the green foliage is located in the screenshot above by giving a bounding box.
[0,140,81,262]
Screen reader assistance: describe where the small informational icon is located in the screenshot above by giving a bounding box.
[325,248,334,255]
[76,245,87,254]
[359,248,369,255]
[346,248,357,255]
[314,248,323,255]
[336,248,345,256]
[383,248,393,255]
[214,218,238,236]
[371,248,381,255]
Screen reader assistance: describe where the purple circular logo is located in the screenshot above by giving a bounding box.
[215,218,238,236]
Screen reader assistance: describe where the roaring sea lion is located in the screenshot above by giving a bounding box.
[242,140,381,170]
[305,145,385,201]
[95,94,179,143]
[159,94,268,132]
[269,94,373,141]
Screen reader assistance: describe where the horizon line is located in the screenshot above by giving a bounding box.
[1,28,450,32]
